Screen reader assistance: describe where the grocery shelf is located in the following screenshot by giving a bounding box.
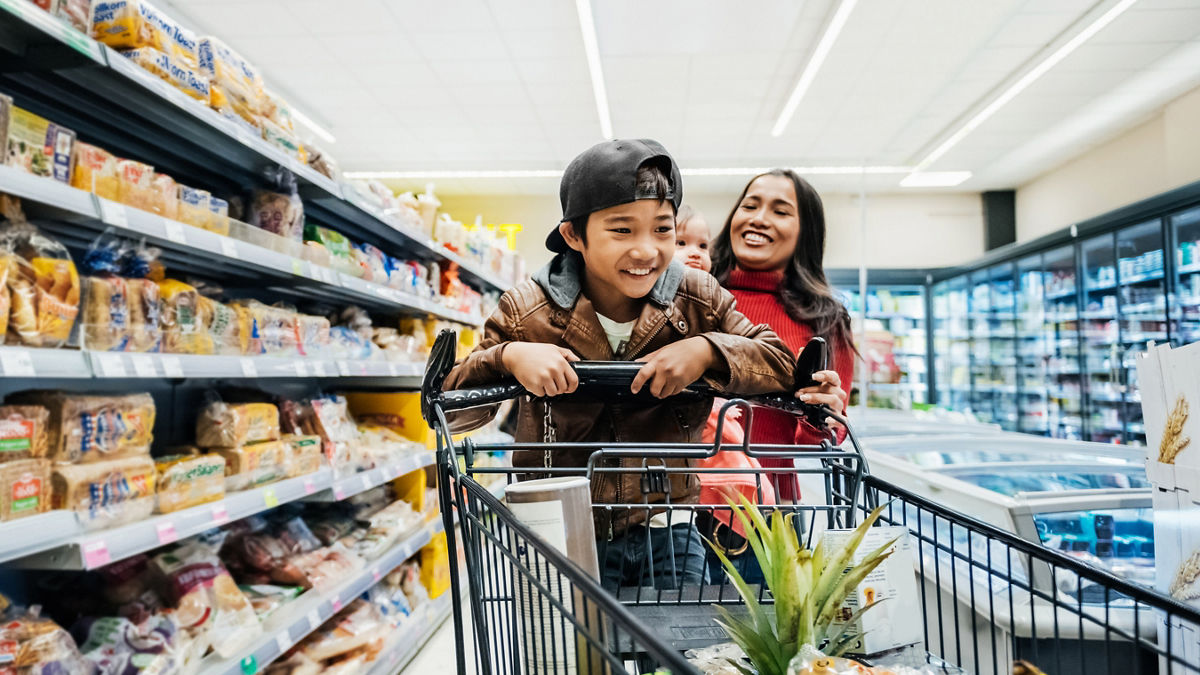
[0,166,482,326]
[199,520,441,675]
[0,0,102,65]
[367,592,454,675]
[7,452,434,569]
[0,346,90,378]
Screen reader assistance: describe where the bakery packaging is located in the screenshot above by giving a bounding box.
[0,405,49,461]
[214,440,286,491]
[155,453,225,513]
[51,455,156,528]
[4,104,75,184]
[0,458,50,521]
[8,391,155,464]
[196,401,280,448]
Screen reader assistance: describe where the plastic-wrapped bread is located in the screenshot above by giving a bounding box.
[82,275,130,352]
[51,455,156,528]
[203,296,241,356]
[1,217,81,349]
[207,196,230,236]
[121,47,209,102]
[196,401,280,449]
[214,441,285,491]
[197,37,264,118]
[177,185,211,230]
[92,1,199,66]
[126,277,162,353]
[71,143,121,201]
[0,458,50,521]
[296,314,331,358]
[150,173,178,220]
[158,278,213,354]
[116,159,156,213]
[8,391,155,464]
[281,434,323,478]
[0,405,46,462]
[5,104,75,184]
[154,452,225,513]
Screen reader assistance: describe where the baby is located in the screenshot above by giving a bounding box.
[674,205,712,272]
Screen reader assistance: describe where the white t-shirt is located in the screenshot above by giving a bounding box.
[596,313,636,356]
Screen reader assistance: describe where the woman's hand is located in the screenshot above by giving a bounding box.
[795,369,846,414]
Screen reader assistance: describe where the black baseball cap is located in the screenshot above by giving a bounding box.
[546,138,683,253]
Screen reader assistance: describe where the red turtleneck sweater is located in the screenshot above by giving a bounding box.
[724,268,856,500]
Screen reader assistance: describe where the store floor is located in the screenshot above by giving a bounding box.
[401,594,474,673]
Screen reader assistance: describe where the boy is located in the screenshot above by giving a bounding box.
[442,139,793,592]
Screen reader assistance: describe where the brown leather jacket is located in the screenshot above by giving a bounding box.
[442,254,794,538]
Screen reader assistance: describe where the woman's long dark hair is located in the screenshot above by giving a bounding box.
[710,169,855,351]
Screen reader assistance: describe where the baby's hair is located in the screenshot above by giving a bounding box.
[677,204,701,227]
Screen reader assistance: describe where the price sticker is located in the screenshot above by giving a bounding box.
[293,361,308,377]
[239,655,257,675]
[220,238,240,259]
[96,353,128,377]
[82,540,111,569]
[275,632,292,655]
[98,199,128,228]
[0,349,36,376]
[131,355,158,378]
[361,474,372,492]
[334,486,346,501]
[331,597,342,613]
[156,521,178,545]
[291,259,306,277]
[307,611,321,631]
[312,362,327,377]
[240,358,258,378]
[372,567,382,582]
[164,221,186,244]
[211,503,230,525]
[303,477,316,495]
[337,361,351,376]
[263,487,278,508]
[161,356,184,378]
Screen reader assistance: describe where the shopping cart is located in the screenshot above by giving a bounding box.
[422,330,1200,675]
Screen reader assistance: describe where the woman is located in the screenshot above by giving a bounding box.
[709,169,856,501]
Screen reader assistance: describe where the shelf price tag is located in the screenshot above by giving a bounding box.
[290,259,306,277]
[333,486,346,501]
[82,540,111,569]
[331,597,342,613]
[131,355,158,378]
[361,474,372,492]
[307,610,321,631]
[0,349,36,376]
[164,221,187,244]
[371,567,382,582]
[95,353,128,378]
[303,477,316,495]
[240,358,258,378]
[275,632,292,654]
[211,503,230,525]
[312,362,328,377]
[263,487,278,508]
[156,521,178,545]
[337,361,351,376]
[98,199,128,228]
[161,356,184,378]
[293,361,308,377]
[220,238,240,259]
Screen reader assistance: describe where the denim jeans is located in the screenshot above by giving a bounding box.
[706,546,766,586]
[598,522,707,593]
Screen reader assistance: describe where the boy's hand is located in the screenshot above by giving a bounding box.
[502,343,580,397]
[632,337,717,398]
[796,369,847,414]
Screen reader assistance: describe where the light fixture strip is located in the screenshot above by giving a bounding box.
[575,0,613,140]
[344,166,919,180]
[771,0,860,138]
[913,0,1138,170]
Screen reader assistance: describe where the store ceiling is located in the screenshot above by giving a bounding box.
[167,0,1200,195]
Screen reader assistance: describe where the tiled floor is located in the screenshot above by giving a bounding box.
[400,597,474,674]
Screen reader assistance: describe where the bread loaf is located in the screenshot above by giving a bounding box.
[0,405,49,461]
[155,453,225,513]
[0,458,50,521]
[196,401,279,448]
[51,456,156,527]
[8,391,154,464]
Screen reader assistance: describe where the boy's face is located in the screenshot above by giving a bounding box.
[675,217,711,272]
[560,199,676,303]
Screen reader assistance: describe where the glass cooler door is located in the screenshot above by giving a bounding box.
[969,269,995,424]
[1114,219,1165,446]
[990,263,1018,431]
[1044,245,1083,440]
[1173,206,1200,346]
[933,277,971,412]
[1081,232,1122,443]
[1017,254,1050,435]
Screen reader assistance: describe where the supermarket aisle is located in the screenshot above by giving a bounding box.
[401,595,474,673]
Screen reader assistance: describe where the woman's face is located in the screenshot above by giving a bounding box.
[729,174,800,272]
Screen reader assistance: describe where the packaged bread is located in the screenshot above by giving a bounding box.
[247,189,303,240]
[0,215,80,348]
[155,453,225,513]
[1,458,50,521]
[149,541,260,658]
[4,104,75,184]
[260,118,303,162]
[126,277,162,352]
[71,143,120,201]
[281,434,323,478]
[82,275,131,351]
[263,91,295,134]
[54,0,91,33]
[296,314,330,357]
[201,296,241,356]
[208,82,259,130]
[177,185,211,230]
[0,405,48,461]
[116,159,156,212]
[207,196,230,236]
[0,256,10,342]
[196,401,280,448]
[8,391,155,464]
[214,441,285,491]
[51,455,156,528]
[158,278,213,354]
[197,37,264,118]
[121,47,209,102]
[234,302,261,356]
[92,1,199,66]
[301,397,360,469]
[150,172,178,220]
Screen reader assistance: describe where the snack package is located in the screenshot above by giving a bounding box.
[158,278,213,354]
[247,189,303,240]
[238,584,302,622]
[71,143,121,201]
[0,598,92,674]
[199,296,241,356]
[196,401,280,448]
[301,397,360,470]
[150,172,178,220]
[295,314,330,358]
[299,600,387,662]
[0,209,80,348]
[92,1,198,65]
[207,196,230,235]
[77,613,188,675]
[304,224,355,276]
[8,391,155,463]
[155,453,225,513]
[150,541,261,659]
[51,455,156,528]
[0,458,50,521]
[280,434,323,478]
[116,159,155,213]
[121,47,209,102]
[176,185,211,230]
[0,404,49,461]
[197,37,264,116]
[4,104,75,183]
[214,441,285,491]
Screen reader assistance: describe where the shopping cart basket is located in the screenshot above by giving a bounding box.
[422,330,1200,675]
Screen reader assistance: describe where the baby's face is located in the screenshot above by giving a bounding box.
[675,217,712,272]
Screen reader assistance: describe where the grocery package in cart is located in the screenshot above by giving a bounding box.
[424,330,1200,675]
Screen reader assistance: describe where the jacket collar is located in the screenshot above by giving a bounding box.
[533,252,686,310]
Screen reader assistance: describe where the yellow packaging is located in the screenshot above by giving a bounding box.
[198,37,264,118]
[196,401,280,448]
[281,434,323,478]
[176,185,210,230]
[121,47,209,101]
[150,172,178,220]
[71,143,120,201]
[92,0,198,66]
[215,440,285,491]
[343,392,433,448]
[116,159,155,212]
[155,453,225,513]
[5,105,75,183]
[419,530,451,599]
[158,278,213,354]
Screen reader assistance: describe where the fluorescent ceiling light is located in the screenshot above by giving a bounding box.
[346,166,916,180]
[913,0,1138,171]
[290,106,336,145]
[899,171,973,188]
[575,0,613,140]
[771,0,859,137]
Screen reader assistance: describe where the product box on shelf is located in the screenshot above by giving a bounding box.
[1139,342,1200,496]
[1156,486,1200,675]
[2,100,76,184]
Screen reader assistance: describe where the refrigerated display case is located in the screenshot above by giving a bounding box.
[1044,245,1086,440]
[933,276,971,413]
[839,283,928,409]
[1173,206,1200,347]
